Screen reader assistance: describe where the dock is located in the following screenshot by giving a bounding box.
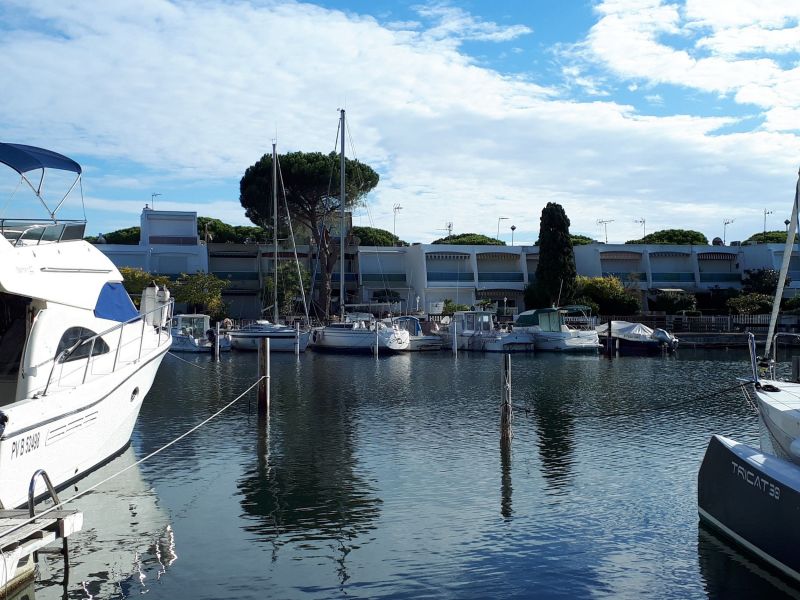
[0,508,83,596]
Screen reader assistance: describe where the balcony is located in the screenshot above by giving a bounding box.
[601,271,645,281]
[651,272,695,282]
[477,272,524,282]
[699,273,741,283]
[427,272,475,282]
[361,273,407,283]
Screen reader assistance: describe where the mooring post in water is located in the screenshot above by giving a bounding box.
[375,323,379,357]
[606,318,613,359]
[214,321,220,361]
[295,322,300,356]
[501,353,512,443]
[258,337,270,415]
[452,319,458,356]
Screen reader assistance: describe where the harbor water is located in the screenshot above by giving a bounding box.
[34,349,800,599]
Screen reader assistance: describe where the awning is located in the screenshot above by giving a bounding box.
[0,142,82,174]
[476,289,521,297]
[600,251,642,260]
[426,252,470,260]
[697,252,736,260]
[649,251,691,258]
[476,252,518,261]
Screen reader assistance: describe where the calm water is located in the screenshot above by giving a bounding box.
[32,348,800,599]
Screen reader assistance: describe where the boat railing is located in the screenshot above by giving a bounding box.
[42,299,174,396]
[0,219,86,247]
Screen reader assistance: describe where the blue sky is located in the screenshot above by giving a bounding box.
[2,0,800,245]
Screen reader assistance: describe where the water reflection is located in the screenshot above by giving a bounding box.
[236,355,382,584]
[37,447,176,598]
[697,524,800,599]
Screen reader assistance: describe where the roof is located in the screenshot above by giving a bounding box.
[0,142,82,175]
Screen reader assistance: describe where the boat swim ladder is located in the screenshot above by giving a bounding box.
[27,469,70,576]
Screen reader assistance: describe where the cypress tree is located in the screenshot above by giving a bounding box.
[529,203,577,307]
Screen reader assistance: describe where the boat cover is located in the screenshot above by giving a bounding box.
[0,143,82,175]
[94,282,139,322]
[596,320,654,339]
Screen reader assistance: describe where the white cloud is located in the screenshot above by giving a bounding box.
[1,0,799,246]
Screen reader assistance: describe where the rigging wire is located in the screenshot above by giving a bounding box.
[512,380,752,419]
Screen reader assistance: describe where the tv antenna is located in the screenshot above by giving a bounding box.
[597,219,614,244]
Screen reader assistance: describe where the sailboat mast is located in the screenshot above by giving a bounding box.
[339,108,346,320]
[273,142,279,324]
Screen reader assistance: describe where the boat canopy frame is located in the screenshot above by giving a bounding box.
[0,143,85,222]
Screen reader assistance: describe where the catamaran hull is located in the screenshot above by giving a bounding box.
[0,349,167,509]
[756,387,800,464]
[230,331,310,352]
[698,434,800,583]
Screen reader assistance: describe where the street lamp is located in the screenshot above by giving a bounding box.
[786,219,791,232]
[510,224,516,246]
[151,192,161,209]
[497,217,508,241]
[723,218,734,244]
[393,203,402,243]
[764,208,773,236]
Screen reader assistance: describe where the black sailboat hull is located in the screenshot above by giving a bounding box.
[698,434,800,583]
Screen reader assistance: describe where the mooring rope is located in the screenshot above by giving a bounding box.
[165,351,212,369]
[512,380,752,419]
[0,376,266,540]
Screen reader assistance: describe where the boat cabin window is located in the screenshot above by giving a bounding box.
[56,327,110,363]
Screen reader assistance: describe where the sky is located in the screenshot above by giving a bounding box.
[2,0,800,246]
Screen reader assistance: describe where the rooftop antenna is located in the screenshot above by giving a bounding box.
[597,219,614,244]
[151,192,161,209]
[634,217,645,238]
[723,218,734,244]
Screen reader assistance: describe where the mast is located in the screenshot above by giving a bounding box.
[339,108,346,320]
[273,142,279,324]
[764,168,800,359]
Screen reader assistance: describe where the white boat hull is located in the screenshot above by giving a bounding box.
[437,331,535,352]
[755,380,800,464]
[310,327,409,353]
[230,330,310,352]
[406,335,443,352]
[0,347,167,509]
[170,333,231,353]
[533,330,601,352]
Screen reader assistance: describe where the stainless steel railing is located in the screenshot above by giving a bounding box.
[42,299,174,396]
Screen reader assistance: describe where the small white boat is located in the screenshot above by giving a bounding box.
[514,306,601,352]
[0,142,172,509]
[386,315,442,351]
[170,314,231,353]
[595,320,678,354]
[311,313,410,353]
[229,320,310,352]
[436,310,534,352]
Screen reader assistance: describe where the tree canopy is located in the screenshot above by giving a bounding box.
[525,203,577,307]
[432,233,503,245]
[745,230,797,244]
[240,150,379,320]
[625,229,708,245]
[570,234,596,246]
[574,276,640,315]
[198,217,268,244]
[742,268,788,295]
[86,226,141,245]
[352,226,404,246]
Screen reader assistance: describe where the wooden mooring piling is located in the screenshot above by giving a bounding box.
[258,337,271,415]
